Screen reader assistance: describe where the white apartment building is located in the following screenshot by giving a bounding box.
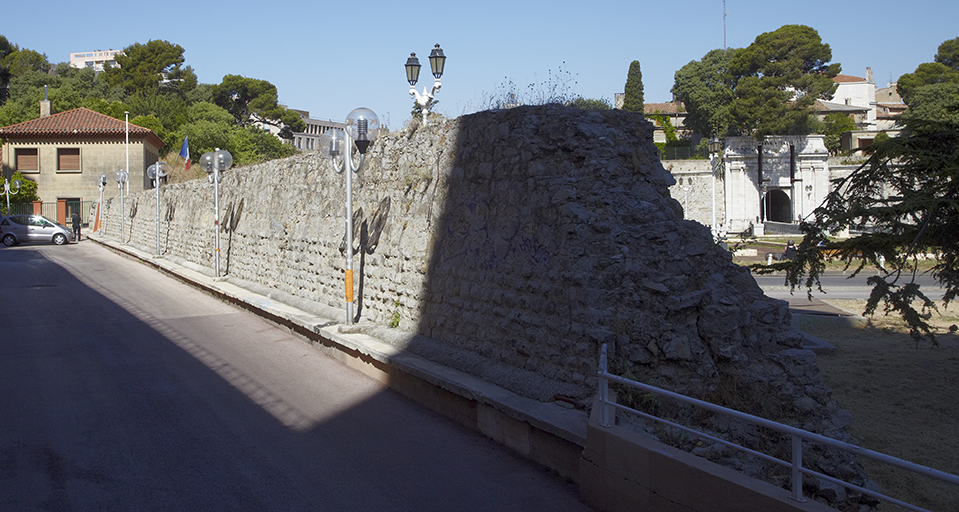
[69,50,123,73]
[829,67,878,129]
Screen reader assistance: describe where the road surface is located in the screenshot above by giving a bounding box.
[754,271,945,301]
[0,242,590,511]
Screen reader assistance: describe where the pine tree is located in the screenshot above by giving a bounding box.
[623,61,644,113]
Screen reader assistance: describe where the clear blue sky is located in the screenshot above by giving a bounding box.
[4,0,957,130]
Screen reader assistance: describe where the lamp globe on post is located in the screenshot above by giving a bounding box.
[345,107,380,155]
[200,148,233,278]
[319,107,379,325]
[114,169,128,242]
[4,178,21,214]
[147,161,170,256]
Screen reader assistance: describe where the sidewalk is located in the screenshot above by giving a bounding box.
[86,232,589,483]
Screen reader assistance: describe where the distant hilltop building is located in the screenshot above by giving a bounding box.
[69,50,123,73]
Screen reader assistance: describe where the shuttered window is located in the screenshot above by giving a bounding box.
[15,148,38,170]
[58,148,80,171]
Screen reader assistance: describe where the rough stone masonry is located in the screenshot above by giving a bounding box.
[100,105,871,507]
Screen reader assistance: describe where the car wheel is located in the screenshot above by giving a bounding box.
[2,234,16,247]
[53,233,67,245]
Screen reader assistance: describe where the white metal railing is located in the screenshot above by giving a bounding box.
[597,344,959,512]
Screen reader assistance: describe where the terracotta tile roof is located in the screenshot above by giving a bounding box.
[0,107,165,148]
[832,74,866,83]
[644,102,685,115]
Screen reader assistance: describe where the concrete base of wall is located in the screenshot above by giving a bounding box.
[579,400,836,512]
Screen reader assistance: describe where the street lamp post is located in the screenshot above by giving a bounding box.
[96,174,106,232]
[124,112,130,195]
[115,170,128,242]
[3,178,21,214]
[406,44,446,125]
[200,148,233,278]
[318,107,380,325]
[708,138,723,240]
[147,161,170,256]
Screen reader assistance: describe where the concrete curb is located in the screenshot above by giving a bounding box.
[87,232,589,481]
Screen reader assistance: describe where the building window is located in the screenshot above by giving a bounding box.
[15,148,38,171]
[58,148,81,171]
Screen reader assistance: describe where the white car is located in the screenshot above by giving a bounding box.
[0,214,75,246]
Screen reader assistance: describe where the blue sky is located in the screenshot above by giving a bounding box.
[4,0,957,130]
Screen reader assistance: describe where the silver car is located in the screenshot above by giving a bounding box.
[0,214,75,246]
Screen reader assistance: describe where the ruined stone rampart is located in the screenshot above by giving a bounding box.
[99,105,821,405]
[99,105,869,506]
[103,108,818,406]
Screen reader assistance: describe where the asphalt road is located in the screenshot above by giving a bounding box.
[0,242,590,512]
[754,271,946,301]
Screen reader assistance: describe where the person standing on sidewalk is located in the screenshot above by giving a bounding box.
[71,211,81,241]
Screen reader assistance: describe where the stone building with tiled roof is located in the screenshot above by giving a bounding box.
[0,106,165,220]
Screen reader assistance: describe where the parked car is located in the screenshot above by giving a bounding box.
[0,214,74,246]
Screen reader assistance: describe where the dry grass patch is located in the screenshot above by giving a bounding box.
[795,300,959,511]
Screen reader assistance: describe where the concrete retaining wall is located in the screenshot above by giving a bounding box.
[579,401,836,512]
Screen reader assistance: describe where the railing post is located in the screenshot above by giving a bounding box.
[791,434,806,502]
[599,344,611,427]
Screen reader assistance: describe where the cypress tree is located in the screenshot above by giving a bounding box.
[623,60,644,113]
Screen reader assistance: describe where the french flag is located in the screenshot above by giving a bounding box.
[179,136,190,170]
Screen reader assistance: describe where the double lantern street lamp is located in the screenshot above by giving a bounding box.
[318,107,380,325]
[200,148,233,279]
[3,178,21,214]
[405,44,446,124]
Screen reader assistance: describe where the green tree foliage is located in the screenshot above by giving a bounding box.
[1,171,40,213]
[900,82,959,125]
[101,40,196,96]
[728,25,840,137]
[174,102,239,161]
[568,96,611,111]
[776,114,959,342]
[897,62,959,105]
[0,37,53,105]
[0,34,326,178]
[935,37,959,70]
[229,125,298,165]
[3,49,51,77]
[822,112,857,155]
[622,60,644,113]
[211,75,305,139]
[671,48,738,139]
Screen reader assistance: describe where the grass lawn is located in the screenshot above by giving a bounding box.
[795,300,959,511]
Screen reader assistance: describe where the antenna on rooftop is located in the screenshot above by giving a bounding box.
[723,0,727,51]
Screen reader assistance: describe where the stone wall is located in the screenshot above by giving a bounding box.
[99,105,870,505]
[98,105,821,404]
[664,159,726,230]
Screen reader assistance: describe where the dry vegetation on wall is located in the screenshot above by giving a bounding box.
[797,301,959,511]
